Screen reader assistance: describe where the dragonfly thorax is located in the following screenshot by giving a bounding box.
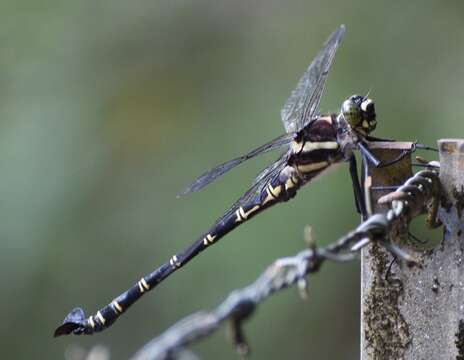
[341,95,376,135]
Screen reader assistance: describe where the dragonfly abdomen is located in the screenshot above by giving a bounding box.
[55,163,303,336]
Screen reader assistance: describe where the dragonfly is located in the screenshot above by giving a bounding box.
[55,25,410,336]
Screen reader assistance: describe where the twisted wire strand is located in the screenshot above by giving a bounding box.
[131,169,441,360]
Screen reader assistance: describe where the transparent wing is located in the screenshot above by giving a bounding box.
[178,133,294,196]
[280,25,346,133]
[213,152,290,226]
[251,151,288,187]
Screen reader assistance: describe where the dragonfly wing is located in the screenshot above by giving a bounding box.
[280,25,346,133]
[178,133,294,196]
[252,151,288,187]
[213,153,290,226]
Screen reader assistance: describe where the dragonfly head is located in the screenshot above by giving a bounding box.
[341,95,377,135]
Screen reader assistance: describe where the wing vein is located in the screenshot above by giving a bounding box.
[280,25,345,133]
[178,133,293,196]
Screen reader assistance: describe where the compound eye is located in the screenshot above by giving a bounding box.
[359,98,376,132]
[341,99,362,127]
[361,99,375,114]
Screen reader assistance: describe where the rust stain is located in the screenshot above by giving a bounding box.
[440,141,458,154]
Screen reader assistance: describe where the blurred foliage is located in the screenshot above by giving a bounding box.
[1,1,463,359]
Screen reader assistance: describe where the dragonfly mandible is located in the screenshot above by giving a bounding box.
[54,25,408,336]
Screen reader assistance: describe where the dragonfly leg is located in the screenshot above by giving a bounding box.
[349,155,367,220]
[415,143,438,152]
[366,135,438,153]
[376,146,414,168]
[358,141,381,167]
[359,141,415,169]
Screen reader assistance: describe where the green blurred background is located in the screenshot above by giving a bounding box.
[1,1,463,359]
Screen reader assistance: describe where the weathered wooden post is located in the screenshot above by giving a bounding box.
[361,139,464,359]
[360,142,414,359]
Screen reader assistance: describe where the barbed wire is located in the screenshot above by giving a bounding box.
[130,168,441,360]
